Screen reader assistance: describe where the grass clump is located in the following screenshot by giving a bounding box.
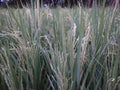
[0,6,120,90]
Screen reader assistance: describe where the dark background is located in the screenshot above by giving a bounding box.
[0,0,119,8]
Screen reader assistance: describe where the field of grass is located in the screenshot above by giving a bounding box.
[0,5,120,90]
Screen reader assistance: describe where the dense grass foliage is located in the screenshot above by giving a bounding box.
[0,6,120,90]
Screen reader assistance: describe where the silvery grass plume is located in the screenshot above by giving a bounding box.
[80,12,91,73]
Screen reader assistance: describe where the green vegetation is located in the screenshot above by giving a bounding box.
[0,6,120,90]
